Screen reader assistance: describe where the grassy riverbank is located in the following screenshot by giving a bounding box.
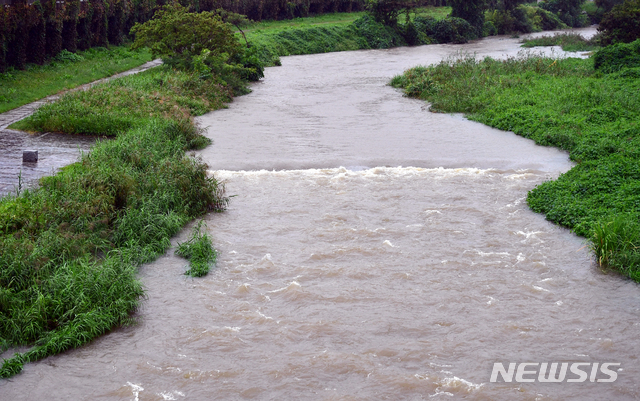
[390,49,640,281]
[0,66,231,377]
[245,7,451,65]
[520,32,600,52]
[0,45,152,113]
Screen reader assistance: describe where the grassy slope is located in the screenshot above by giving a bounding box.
[391,55,640,280]
[244,7,451,65]
[0,66,231,377]
[0,45,152,113]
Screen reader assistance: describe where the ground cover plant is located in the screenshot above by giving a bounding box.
[390,51,640,281]
[0,4,249,378]
[520,32,600,51]
[0,45,151,113]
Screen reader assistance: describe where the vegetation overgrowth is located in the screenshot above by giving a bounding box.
[0,45,151,113]
[246,7,485,66]
[0,4,250,376]
[391,50,640,281]
[597,0,640,45]
[520,32,600,52]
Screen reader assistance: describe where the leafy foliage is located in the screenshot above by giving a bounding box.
[486,4,567,34]
[598,0,640,45]
[131,3,241,70]
[593,39,640,72]
[450,0,486,36]
[539,0,589,27]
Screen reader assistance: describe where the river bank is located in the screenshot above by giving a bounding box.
[3,31,639,399]
[391,39,640,281]
[0,66,231,377]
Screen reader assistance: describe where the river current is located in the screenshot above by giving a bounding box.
[3,28,640,400]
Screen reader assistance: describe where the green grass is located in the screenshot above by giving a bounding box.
[391,54,640,281]
[11,65,231,139]
[0,45,152,113]
[244,8,452,65]
[243,7,450,35]
[0,67,231,377]
[176,220,218,277]
[521,32,600,52]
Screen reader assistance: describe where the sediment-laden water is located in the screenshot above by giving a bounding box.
[4,27,639,401]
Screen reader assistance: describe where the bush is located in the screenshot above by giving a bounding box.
[540,0,589,27]
[352,14,407,48]
[487,4,567,34]
[483,20,497,36]
[593,39,640,72]
[414,15,476,43]
[583,0,606,24]
[598,0,640,45]
[131,4,242,70]
[449,0,486,36]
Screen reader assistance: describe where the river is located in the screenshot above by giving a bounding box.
[3,28,640,400]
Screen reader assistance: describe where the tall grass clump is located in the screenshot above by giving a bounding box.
[1,21,240,374]
[391,52,640,280]
[591,216,640,281]
[176,221,218,277]
[0,117,228,378]
[521,32,600,52]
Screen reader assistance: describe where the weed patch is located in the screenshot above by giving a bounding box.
[1,66,232,377]
[176,221,218,277]
[521,32,600,52]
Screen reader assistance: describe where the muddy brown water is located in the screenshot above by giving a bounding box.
[4,28,640,400]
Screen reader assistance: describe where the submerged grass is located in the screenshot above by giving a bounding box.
[1,66,231,377]
[520,32,600,52]
[391,53,640,281]
[0,45,152,113]
[176,220,217,277]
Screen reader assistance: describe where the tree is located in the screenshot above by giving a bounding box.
[450,0,486,36]
[539,0,587,27]
[366,0,418,27]
[131,3,242,69]
[595,0,626,12]
[598,0,640,45]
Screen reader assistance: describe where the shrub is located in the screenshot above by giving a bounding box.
[593,39,640,72]
[539,0,589,27]
[131,3,242,70]
[598,0,640,45]
[583,0,606,24]
[487,4,567,33]
[414,15,476,43]
[449,0,486,36]
[352,14,407,48]
[366,0,416,26]
[483,20,497,36]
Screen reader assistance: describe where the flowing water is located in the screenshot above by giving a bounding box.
[4,28,640,400]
